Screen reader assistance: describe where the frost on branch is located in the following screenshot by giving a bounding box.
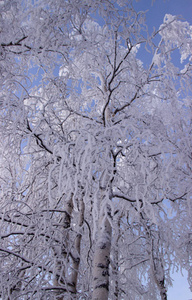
[0,1,191,299]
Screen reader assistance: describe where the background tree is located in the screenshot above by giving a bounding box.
[0,0,191,299]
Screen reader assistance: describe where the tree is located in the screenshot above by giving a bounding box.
[0,0,191,299]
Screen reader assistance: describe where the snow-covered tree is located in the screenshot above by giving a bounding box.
[0,1,191,299]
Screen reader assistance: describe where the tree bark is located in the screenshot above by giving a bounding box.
[54,195,73,299]
[151,233,167,300]
[113,216,121,300]
[92,215,112,300]
[68,196,85,294]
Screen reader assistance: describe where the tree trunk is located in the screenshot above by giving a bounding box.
[113,216,121,300]
[92,215,112,300]
[54,194,73,299]
[68,197,85,294]
[151,234,167,300]
[159,279,167,300]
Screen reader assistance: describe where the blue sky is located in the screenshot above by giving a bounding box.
[133,1,192,299]
[168,269,192,300]
[133,0,192,69]
[134,0,192,27]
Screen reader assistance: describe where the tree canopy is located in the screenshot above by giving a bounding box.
[0,0,191,299]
